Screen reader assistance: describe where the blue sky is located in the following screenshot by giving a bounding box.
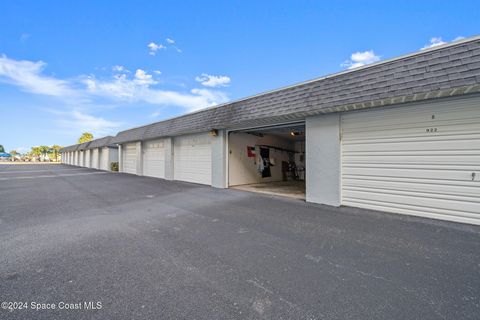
[0,0,478,152]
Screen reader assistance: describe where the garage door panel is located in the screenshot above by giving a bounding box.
[174,134,212,185]
[143,139,166,178]
[343,166,476,181]
[341,98,480,224]
[342,100,480,127]
[99,148,109,170]
[343,178,479,198]
[123,143,137,174]
[85,150,91,167]
[343,138,480,153]
[343,153,480,164]
[345,189,480,217]
[341,199,480,223]
[91,149,99,169]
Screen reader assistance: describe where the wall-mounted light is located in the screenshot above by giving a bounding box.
[290,130,304,136]
[209,129,218,137]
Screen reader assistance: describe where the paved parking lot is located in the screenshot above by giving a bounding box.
[1,164,479,319]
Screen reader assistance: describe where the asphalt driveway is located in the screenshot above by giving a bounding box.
[0,164,479,319]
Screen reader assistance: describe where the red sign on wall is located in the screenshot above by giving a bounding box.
[247,146,256,157]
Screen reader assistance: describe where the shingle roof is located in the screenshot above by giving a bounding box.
[60,136,119,152]
[86,136,117,149]
[59,144,79,153]
[76,142,91,151]
[114,36,480,143]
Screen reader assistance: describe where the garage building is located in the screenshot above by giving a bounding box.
[85,136,119,171]
[64,36,480,225]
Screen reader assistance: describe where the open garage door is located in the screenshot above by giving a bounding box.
[174,133,212,185]
[228,123,306,199]
[341,98,480,225]
[143,139,166,179]
[123,143,137,174]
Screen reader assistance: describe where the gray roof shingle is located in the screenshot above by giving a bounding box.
[111,37,480,143]
[60,136,117,152]
[86,136,117,149]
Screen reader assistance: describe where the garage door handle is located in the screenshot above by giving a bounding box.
[472,172,477,181]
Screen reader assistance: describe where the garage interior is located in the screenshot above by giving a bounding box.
[228,123,306,199]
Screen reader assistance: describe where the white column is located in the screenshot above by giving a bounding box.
[118,145,123,172]
[211,129,227,188]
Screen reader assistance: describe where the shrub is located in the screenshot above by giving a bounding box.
[110,161,119,172]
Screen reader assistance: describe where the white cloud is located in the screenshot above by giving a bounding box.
[421,37,446,50]
[150,111,161,118]
[0,55,229,116]
[20,33,30,42]
[15,146,29,154]
[148,42,166,55]
[134,69,157,86]
[166,38,175,44]
[85,72,228,112]
[112,65,127,72]
[57,110,122,137]
[195,73,231,87]
[421,36,465,50]
[341,50,381,70]
[0,55,74,96]
[153,70,162,75]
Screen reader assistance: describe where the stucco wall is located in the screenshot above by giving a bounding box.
[306,114,341,206]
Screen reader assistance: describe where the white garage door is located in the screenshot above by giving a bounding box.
[79,151,84,167]
[174,133,212,185]
[123,143,137,174]
[341,97,480,225]
[85,150,91,168]
[99,148,109,170]
[91,149,99,169]
[143,139,166,179]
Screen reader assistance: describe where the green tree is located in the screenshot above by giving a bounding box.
[0,145,4,153]
[51,145,62,162]
[78,132,94,144]
[30,146,42,156]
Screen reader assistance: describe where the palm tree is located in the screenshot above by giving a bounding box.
[51,145,62,162]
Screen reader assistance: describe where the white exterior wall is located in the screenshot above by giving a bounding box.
[118,145,122,172]
[108,147,118,169]
[96,147,118,171]
[211,130,227,188]
[306,114,341,206]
